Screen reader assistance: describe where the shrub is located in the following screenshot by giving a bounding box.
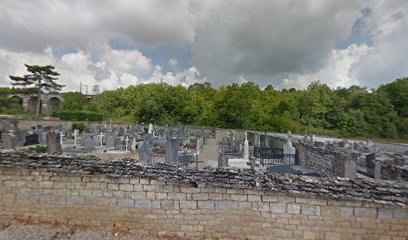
[52,110,103,121]
[72,122,86,133]
[29,145,47,153]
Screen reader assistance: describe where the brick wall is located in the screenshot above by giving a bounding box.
[0,166,407,239]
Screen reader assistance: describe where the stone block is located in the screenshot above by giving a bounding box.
[262,195,277,202]
[168,193,186,200]
[239,202,252,210]
[180,187,200,193]
[308,198,327,206]
[301,204,316,215]
[192,193,209,201]
[117,198,134,208]
[131,192,146,200]
[278,196,295,203]
[161,200,174,209]
[119,184,134,192]
[378,208,393,219]
[258,202,270,212]
[287,204,301,214]
[248,195,261,202]
[270,203,286,213]
[180,200,197,209]
[198,200,215,209]
[134,199,151,208]
[325,232,341,240]
[107,183,119,190]
[156,192,167,200]
[340,207,353,216]
[354,207,377,218]
[67,196,85,205]
[39,181,53,188]
[215,201,239,210]
[231,194,247,201]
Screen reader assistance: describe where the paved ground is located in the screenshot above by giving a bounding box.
[0,220,160,240]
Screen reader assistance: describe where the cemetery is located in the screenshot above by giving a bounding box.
[0,117,408,238]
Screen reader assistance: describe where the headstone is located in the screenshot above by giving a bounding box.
[24,134,39,146]
[84,138,96,151]
[165,133,179,164]
[244,131,249,160]
[138,133,152,162]
[47,131,62,155]
[2,133,16,150]
[148,123,154,135]
[106,134,116,148]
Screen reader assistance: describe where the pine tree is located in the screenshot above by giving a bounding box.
[9,64,63,119]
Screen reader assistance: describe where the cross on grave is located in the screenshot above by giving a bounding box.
[73,129,79,148]
[60,131,65,147]
[125,135,130,152]
[99,132,104,147]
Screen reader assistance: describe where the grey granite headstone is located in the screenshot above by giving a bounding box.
[165,132,179,164]
[47,131,62,155]
[138,133,152,162]
[2,133,16,150]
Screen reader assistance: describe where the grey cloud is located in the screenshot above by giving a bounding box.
[191,0,366,86]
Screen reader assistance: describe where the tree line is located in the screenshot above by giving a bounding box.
[1,63,407,141]
[61,78,408,141]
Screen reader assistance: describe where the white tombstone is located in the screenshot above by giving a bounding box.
[73,129,79,147]
[148,123,154,135]
[283,139,296,155]
[60,131,65,147]
[125,135,130,152]
[196,138,201,155]
[99,132,104,147]
[244,131,249,160]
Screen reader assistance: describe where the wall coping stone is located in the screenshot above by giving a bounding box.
[1,152,407,206]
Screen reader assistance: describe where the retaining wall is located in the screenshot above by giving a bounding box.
[1,164,407,240]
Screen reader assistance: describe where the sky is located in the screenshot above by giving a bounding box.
[0,0,407,92]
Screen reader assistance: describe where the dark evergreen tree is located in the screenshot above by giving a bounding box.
[9,64,63,119]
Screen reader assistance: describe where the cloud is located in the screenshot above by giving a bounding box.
[0,0,196,52]
[0,0,407,90]
[281,44,372,89]
[191,0,366,86]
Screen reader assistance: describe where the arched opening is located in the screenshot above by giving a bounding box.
[8,96,23,110]
[27,96,41,114]
[46,97,61,114]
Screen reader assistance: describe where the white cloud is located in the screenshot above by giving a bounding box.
[100,48,152,74]
[281,44,372,89]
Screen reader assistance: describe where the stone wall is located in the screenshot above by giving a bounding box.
[0,156,407,239]
[294,142,353,178]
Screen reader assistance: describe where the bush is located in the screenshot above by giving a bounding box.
[29,145,47,153]
[72,122,86,133]
[52,110,103,121]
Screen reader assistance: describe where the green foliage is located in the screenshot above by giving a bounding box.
[72,122,86,133]
[29,145,47,153]
[3,77,407,141]
[61,92,88,111]
[53,110,103,121]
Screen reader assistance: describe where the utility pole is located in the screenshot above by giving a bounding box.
[80,82,89,94]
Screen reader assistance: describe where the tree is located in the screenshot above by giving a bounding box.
[61,92,88,111]
[9,64,63,118]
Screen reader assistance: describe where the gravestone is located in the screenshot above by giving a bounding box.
[47,131,62,155]
[106,134,116,148]
[165,133,179,164]
[2,133,16,149]
[138,133,152,162]
[24,134,39,146]
[84,138,96,151]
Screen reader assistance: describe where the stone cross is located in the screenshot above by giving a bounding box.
[73,129,79,147]
[60,131,65,146]
[99,132,104,147]
[125,135,130,152]
[148,123,154,135]
[244,131,249,160]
